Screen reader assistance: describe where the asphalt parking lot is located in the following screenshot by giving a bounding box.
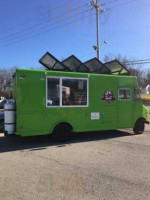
[0,125,150,200]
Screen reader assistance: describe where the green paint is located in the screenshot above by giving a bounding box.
[14,69,149,136]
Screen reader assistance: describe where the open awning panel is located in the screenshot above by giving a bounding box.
[84,58,111,74]
[62,55,90,73]
[39,52,70,71]
[104,60,130,75]
[39,52,130,75]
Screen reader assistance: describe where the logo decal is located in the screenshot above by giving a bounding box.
[101,90,116,104]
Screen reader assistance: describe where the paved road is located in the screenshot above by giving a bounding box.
[0,125,150,200]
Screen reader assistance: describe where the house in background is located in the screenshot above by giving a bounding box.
[141,84,150,94]
[146,84,150,94]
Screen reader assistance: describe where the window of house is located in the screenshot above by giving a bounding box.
[62,78,88,106]
[47,78,60,106]
[118,88,131,100]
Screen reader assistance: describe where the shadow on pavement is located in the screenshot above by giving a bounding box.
[0,129,133,153]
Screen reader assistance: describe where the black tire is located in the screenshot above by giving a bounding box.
[0,120,4,132]
[133,119,145,134]
[52,123,73,142]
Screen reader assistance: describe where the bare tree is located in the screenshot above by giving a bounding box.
[103,54,144,87]
[0,67,17,96]
[143,70,150,87]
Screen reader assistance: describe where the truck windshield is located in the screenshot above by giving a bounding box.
[134,88,141,102]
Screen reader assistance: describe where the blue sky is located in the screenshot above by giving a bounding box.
[0,0,150,69]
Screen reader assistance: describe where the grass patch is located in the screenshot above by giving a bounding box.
[141,94,150,100]
[141,94,150,106]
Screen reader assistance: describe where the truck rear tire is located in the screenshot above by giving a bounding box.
[52,123,73,142]
[133,119,145,134]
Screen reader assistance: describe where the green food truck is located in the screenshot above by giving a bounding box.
[4,53,149,141]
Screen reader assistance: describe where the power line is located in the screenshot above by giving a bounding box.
[122,60,150,65]
[101,0,122,6]
[124,59,150,63]
[0,9,92,46]
[1,9,92,45]
[0,0,77,34]
[105,0,138,10]
[0,0,140,47]
[88,0,139,60]
[0,3,88,42]
[123,62,150,65]
[1,12,95,47]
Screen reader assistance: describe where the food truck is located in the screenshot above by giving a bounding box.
[4,53,149,141]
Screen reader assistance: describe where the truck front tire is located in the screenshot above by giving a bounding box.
[133,119,145,134]
[0,120,4,132]
[52,123,73,142]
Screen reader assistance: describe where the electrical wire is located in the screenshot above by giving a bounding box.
[123,59,150,63]
[122,59,150,66]
[0,0,141,47]
[105,0,138,10]
[1,12,95,47]
[122,62,150,65]
[101,0,122,6]
[0,0,77,34]
[0,8,92,46]
[0,3,88,42]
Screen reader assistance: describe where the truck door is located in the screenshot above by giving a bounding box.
[118,88,133,128]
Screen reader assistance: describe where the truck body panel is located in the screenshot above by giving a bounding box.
[14,69,149,136]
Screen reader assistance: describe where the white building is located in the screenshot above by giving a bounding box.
[146,84,150,94]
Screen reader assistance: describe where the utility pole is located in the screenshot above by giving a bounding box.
[90,0,104,60]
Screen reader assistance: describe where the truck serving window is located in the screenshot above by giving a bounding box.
[47,78,60,106]
[46,77,88,107]
[62,78,88,106]
[118,88,131,100]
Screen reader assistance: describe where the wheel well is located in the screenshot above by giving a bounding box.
[138,117,150,124]
[134,117,146,125]
[52,122,73,133]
